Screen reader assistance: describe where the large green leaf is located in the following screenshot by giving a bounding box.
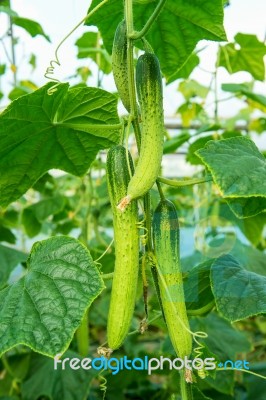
[87,0,226,81]
[0,83,120,208]
[211,254,266,321]
[0,236,104,357]
[196,137,266,218]
[219,33,266,81]
[21,351,97,400]
[0,244,27,288]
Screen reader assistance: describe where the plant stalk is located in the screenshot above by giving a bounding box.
[76,311,89,357]
[129,0,168,40]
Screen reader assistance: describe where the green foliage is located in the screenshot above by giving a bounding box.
[0,1,265,399]
[0,83,120,207]
[87,0,226,81]
[0,237,104,357]
[196,137,266,217]
[219,33,266,81]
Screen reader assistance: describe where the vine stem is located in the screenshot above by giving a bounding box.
[129,0,168,40]
[216,367,266,380]
[179,369,193,400]
[44,0,109,85]
[125,0,141,149]
[157,176,212,187]
[9,0,17,86]
[76,312,89,357]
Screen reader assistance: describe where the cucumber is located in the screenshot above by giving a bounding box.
[106,145,139,350]
[112,20,130,113]
[152,199,192,359]
[118,52,164,211]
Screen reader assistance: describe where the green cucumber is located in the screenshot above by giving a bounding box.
[106,145,139,350]
[112,20,130,113]
[152,199,192,359]
[118,52,164,211]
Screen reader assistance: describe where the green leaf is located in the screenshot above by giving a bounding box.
[193,387,213,400]
[187,136,215,165]
[0,83,120,208]
[184,260,214,311]
[87,0,226,80]
[0,6,18,17]
[191,312,251,394]
[75,32,112,74]
[0,64,6,76]
[21,209,42,238]
[0,226,16,244]
[177,102,205,127]
[163,132,190,154]
[211,254,266,321]
[0,244,27,288]
[167,53,200,83]
[196,137,266,218]
[219,33,266,81]
[222,83,266,112]
[191,312,251,363]
[187,131,242,165]
[0,236,104,357]
[179,80,209,100]
[243,363,266,400]
[21,351,97,400]
[22,196,65,237]
[8,80,38,100]
[208,237,266,276]
[218,203,265,246]
[12,17,50,42]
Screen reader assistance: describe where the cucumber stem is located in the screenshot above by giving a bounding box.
[158,176,212,188]
[180,370,194,400]
[76,311,89,357]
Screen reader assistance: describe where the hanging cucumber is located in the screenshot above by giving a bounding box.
[152,199,192,359]
[106,145,139,350]
[112,20,131,113]
[118,52,164,211]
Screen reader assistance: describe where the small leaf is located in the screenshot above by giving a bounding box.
[0,236,104,357]
[0,225,16,244]
[12,17,50,42]
[0,64,6,76]
[0,6,18,17]
[163,132,190,154]
[75,32,112,74]
[0,244,27,288]
[222,83,266,112]
[179,80,209,100]
[211,254,266,321]
[219,33,266,81]
[196,137,266,218]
